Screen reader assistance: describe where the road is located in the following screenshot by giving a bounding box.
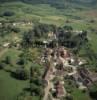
[43,81,53,100]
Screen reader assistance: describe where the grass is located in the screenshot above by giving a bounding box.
[88,32,97,53]
[0,1,96,27]
[71,88,91,100]
[0,2,65,26]
[0,70,28,100]
[0,1,97,31]
[0,48,42,100]
[64,79,91,100]
[0,48,21,66]
[79,32,97,55]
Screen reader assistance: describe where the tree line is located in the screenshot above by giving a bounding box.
[22,23,88,50]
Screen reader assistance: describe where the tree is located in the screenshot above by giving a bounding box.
[29,65,44,97]
[30,82,38,96]
[89,84,97,100]
[17,58,25,65]
[12,67,29,80]
[33,23,52,38]
[58,27,73,47]
[20,49,33,62]
[30,78,44,97]
[33,26,42,38]
[22,30,35,48]
[5,56,11,64]
[2,11,15,16]
[48,39,57,48]
[0,61,5,69]
[30,65,41,77]
[63,25,73,31]
[65,95,73,100]
[11,27,20,33]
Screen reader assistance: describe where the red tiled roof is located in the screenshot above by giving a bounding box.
[55,82,64,97]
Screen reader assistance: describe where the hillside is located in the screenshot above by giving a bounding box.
[0,0,97,9]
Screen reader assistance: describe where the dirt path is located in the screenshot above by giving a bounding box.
[43,81,53,100]
[43,82,50,100]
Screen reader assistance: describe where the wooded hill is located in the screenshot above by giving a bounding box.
[0,0,97,9]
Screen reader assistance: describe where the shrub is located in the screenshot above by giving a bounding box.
[3,11,15,16]
[12,67,29,80]
[0,62,6,69]
[89,85,97,100]
[11,27,20,33]
[65,95,73,100]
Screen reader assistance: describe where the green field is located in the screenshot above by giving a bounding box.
[88,32,97,53]
[0,70,28,100]
[0,2,97,27]
[0,48,42,100]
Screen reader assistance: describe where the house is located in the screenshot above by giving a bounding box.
[55,81,65,98]
[78,58,87,66]
[78,68,97,87]
[48,32,57,39]
[48,32,54,38]
[3,43,10,48]
[55,62,65,76]
[71,73,87,89]
[57,47,71,61]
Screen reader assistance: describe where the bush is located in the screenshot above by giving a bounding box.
[11,27,20,33]
[5,56,14,66]
[65,95,73,100]
[3,11,15,16]
[0,62,6,69]
[12,68,29,80]
[89,85,97,99]
[17,58,25,65]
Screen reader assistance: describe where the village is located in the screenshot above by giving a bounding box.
[41,45,97,100]
[0,22,97,100]
[0,0,97,100]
